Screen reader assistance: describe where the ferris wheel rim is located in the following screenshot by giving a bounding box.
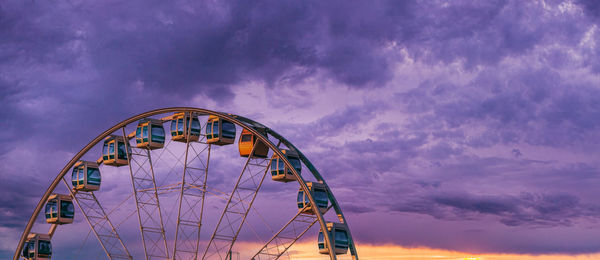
[14,107,358,260]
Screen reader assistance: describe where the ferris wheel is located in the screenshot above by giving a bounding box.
[14,107,359,260]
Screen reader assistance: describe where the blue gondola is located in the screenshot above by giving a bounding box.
[206,115,236,145]
[271,149,301,182]
[22,233,51,260]
[102,135,130,166]
[318,222,349,255]
[297,182,329,214]
[170,112,201,142]
[71,161,101,191]
[45,194,74,224]
[136,118,165,149]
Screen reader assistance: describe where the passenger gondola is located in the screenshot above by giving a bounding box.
[136,118,165,149]
[170,112,201,142]
[271,149,301,182]
[22,233,51,260]
[71,161,101,192]
[206,115,236,145]
[45,194,74,224]
[318,222,349,255]
[297,182,329,214]
[238,128,269,158]
[102,135,130,166]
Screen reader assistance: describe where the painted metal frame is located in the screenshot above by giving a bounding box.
[122,127,170,259]
[251,204,333,259]
[14,107,358,260]
[173,113,211,259]
[202,140,275,259]
[61,179,132,259]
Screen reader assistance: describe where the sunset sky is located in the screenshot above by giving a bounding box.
[3,0,600,259]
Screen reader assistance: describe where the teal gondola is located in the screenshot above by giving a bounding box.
[297,182,329,214]
[318,222,349,255]
[45,194,74,224]
[206,115,236,145]
[71,161,101,192]
[170,112,201,142]
[271,149,301,182]
[136,118,165,149]
[102,135,130,166]
[22,233,51,260]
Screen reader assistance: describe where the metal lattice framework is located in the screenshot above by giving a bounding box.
[63,180,131,259]
[173,120,211,259]
[123,133,170,260]
[14,107,359,260]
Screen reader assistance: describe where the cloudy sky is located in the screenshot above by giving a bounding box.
[3,0,600,259]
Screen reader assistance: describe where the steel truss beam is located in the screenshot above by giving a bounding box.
[251,205,333,260]
[173,130,211,259]
[122,128,170,260]
[61,179,132,259]
[202,141,274,259]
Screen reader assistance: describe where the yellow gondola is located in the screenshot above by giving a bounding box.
[102,135,129,166]
[170,112,201,142]
[297,182,329,214]
[318,222,349,255]
[206,115,236,145]
[136,118,165,149]
[270,149,301,182]
[22,233,51,260]
[71,161,101,192]
[238,128,269,158]
[45,194,74,225]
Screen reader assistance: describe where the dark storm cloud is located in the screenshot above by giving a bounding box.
[3,0,600,256]
[392,192,600,228]
[0,176,45,228]
[578,0,600,19]
[3,0,588,110]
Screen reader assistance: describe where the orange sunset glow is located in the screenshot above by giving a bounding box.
[284,242,600,260]
[221,242,600,260]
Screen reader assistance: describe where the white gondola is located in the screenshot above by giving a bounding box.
[71,161,101,192]
[297,182,329,214]
[136,118,165,150]
[271,149,301,182]
[170,112,201,142]
[22,233,51,260]
[318,222,349,255]
[102,135,130,166]
[45,194,74,224]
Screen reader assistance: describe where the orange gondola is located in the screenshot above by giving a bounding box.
[238,128,269,158]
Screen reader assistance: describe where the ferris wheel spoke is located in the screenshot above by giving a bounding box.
[59,178,132,259]
[202,141,278,260]
[122,127,170,259]
[173,130,211,259]
[251,204,333,260]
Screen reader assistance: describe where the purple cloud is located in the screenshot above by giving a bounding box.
[3,0,600,258]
